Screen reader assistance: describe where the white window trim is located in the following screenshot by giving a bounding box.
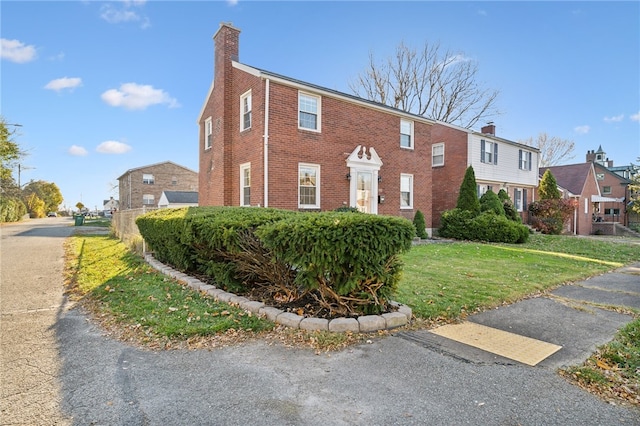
[298,91,321,132]
[240,90,252,132]
[142,174,155,185]
[400,119,414,150]
[240,162,251,206]
[143,194,155,205]
[432,143,444,167]
[204,117,212,150]
[400,173,413,209]
[298,163,320,209]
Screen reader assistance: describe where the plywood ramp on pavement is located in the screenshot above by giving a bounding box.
[430,321,562,366]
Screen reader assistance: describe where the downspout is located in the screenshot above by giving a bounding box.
[263,78,270,208]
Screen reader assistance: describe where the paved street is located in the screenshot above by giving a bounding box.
[1,219,639,425]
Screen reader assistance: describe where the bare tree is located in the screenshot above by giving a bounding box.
[519,133,575,166]
[349,41,500,128]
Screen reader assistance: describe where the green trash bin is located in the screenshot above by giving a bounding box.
[74,215,85,226]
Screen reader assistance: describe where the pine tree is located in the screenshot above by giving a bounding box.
[456,166,480,215]
[539,169,561,200]
[413,210,428,239]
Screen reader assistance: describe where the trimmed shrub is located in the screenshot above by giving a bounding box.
[135,207,193,270]
[256,212,415,316]
[413,210,428,239]
[439,209,528,243]
[528,198,576,234]
[480,190,505,216]
[456,166,481,215]
[0,196,27,222]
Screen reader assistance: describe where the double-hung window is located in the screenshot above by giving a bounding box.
[432,143,444,167]
[400,119,413,149]
[400,174,413,209]
[240,91,252,131]
[298,92,320,131]
[298,164,320,208]
[481,139,498,164]
[519,149,532,170]
[143,194,155,206]
[240,163,251,206]
[142,174,155,185]
[204,117,212,150]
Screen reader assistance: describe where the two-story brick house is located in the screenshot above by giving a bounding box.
[199,23,542,236]
[199,23,435,230]
[118,161,198,210]
[431,122,540,228]
[586,146,631,227]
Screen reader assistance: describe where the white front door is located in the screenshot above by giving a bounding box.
[356,171,373,213]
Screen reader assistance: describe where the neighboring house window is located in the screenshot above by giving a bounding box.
[596,173,605,181]
[240,163,251,206]
[143,194,155,205]
[519,149,532,171]
[604,208,620,215]
[602,186,611,194]
[240,90,252,131]
[400,174,413,209]
[298,92,320,131]
[481,140,498,164]
[299,164,319,208]
[513,188,528,212]
[171,176,177,185]
[477,185,493,198]
[143,174,155,184]
[432,143,444,167]
[204,117,213,150]
[400,119,413,149]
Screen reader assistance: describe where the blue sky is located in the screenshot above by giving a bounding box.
[2,1,639,211]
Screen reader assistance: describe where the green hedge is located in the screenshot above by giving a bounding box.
[136,207,414,317]
[439,209,529,243]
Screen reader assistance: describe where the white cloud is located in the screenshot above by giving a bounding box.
[574,125,590,134]
[101,83,179,110]
[1,38,37,63]
[631,112,640,122]
[603,114,624,123]
[227,0,239,6]
[45,77,82,92]
[100,1,150,29]
[69,145,89,156]
[96,140,132,154]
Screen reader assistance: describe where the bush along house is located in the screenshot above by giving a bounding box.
[198,23,540,236]
[430,121,540,229]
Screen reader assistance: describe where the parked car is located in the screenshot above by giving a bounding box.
[47,212,57,217]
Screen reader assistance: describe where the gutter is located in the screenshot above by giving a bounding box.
[263,78,270,208]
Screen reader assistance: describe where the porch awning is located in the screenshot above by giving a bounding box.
[591,195,624,203]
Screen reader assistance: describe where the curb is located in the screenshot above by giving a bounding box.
[143,253,412,333]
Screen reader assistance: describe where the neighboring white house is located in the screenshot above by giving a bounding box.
[158,191,199,208]
[103,197,119,216]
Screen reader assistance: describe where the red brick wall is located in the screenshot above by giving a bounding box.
[594,164,628,225]
[430,124,468,228]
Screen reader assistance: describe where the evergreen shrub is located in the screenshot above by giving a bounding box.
[413,210,428,239]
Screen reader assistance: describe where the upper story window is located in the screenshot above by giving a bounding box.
[240,90,252,131]
[299,163,320,208]
[602,186,612,194]
[596,173,605,181]
[142,174,155,185]
[171,176,177,185]
[204,117,212,150]
[240,163,251,206]
[481,139,498,164]
[519,149,532,171]
[400,174,413,209]
[432,143,444,167]
[143,194,155,205]
[298,92,321,131]
[400,119,413,149]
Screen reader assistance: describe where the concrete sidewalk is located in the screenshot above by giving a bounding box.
[397,262,640,369]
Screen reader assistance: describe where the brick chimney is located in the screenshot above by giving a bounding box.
[481,122,495,135]
[213,22,240,86]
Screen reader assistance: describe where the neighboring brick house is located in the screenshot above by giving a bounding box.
[431,122,540,228]
[199,23,435,231]
[118,161,198,210]
[586,147,632,227]
[539,163,602,235]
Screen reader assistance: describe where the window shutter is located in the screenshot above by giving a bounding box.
[528,152,532,171]
[481,140,486,163]
[519,150,522,169]
[493,143,498,165]
[523,189,528,210]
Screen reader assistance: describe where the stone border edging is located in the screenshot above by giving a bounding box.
[143,253,412,333]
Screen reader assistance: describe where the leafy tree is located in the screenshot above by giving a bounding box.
[0,117,25,184]
[539,169,561,200]
[413,210,428,239]
[480,189,505,216]
[349,41,499,128]
[456,166,480,215]
[25,192,46,218]
[628,158,640,215]
[520,132,575,166]
[76,202,85,212]
[22,180,63,213]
